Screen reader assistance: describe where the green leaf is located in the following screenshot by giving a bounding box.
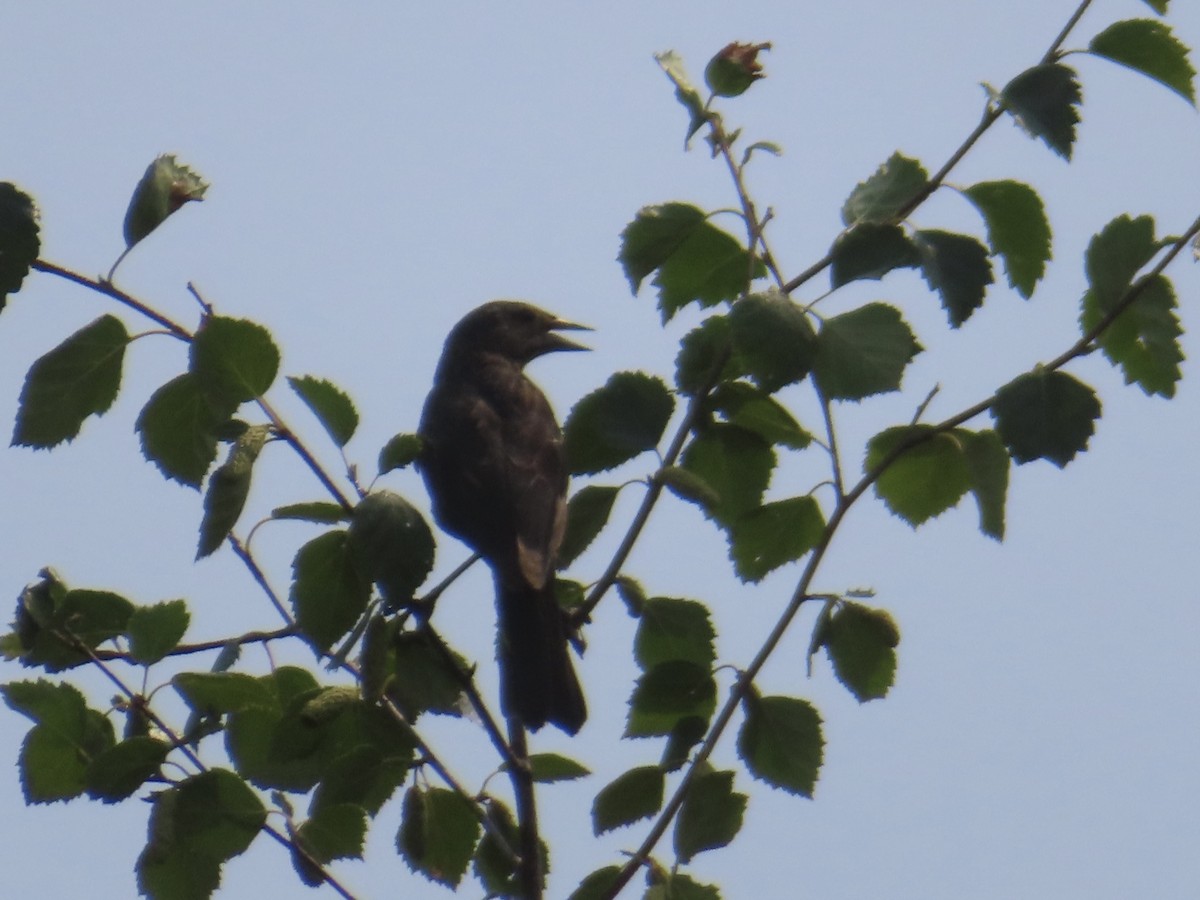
[569,867,624,900]
[704,41,770,97]
[964,181,1051,298]
[992,370,1102,467]
[12,314,128,448]
[559,485,620,567]
[311,745,408,817]
[2,679,115,803]
[288,375,358,447]
[526,753,591,783]
[615,575,648,617]
[913,230,994,327]
[592,765,665,834]
[173,671,275,715]
[1139,0,1168,13]
[829,223,920,287]
[378,432,422,474]
[619,203,764,322]
[347,491,435,605]
[190,315,280,405]
[385,630,468,720]
[813,302,922,400]
[197,424,270,559]
[397,786,480,888]
[999,63,1081,159]
[271,501,350,524]
[708,382,812,449]
[959,429,1010,541]
[123,154,207,249]
[128,599,190,665]
[659,465,721,512]
[136,373,237,488]
[865,426,972,526]
[473,801,530,897]
[296,803,367,864]
[655,51,709,143]
[635,598,716,670]
[729,497,825,582]
[660,716,708,773]
[1082,275,1182,398]
[841,152,928,225]
[1090,19,1195,105]
[1085,214,1160,307]
[681,424,774,527]
[0,182,40,309]
[564,371,674,474]
[85,736,171,803]
[673,768,747,863]
[816,604,899,702]
[674,315,737,395]
[727,291,817,393]
[737,694,824,796]
[9,578,136,672]
[626,660,717,738]
[647,873,723,900]
[135,769,265,900]
[290,530,371,650]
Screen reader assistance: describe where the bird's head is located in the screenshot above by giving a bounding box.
[443,300,591,366]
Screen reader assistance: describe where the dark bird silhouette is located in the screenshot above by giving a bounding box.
[418,301,589,734]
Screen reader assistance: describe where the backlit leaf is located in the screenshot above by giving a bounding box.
[813,302,921,400]
[999,63,1081,159]
[992,369,1101,467]
[964,180,1051,298]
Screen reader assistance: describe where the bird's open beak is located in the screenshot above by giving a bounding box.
[549,317,593,352]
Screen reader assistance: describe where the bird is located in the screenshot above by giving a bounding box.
[418,300,589,735]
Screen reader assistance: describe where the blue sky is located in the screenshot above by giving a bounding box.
[2,2,1198,898]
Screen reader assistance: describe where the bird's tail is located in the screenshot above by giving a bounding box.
[496,579,587,735]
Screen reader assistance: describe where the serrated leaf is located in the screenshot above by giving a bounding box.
[290,530,371,650]
[674,768,747,863]
[615,575,648,617]
[1083,276,1182,398]
[1139,0,1167,13]
[397,786,480,887]
[128,599,190,665]
[648,873,723,900]
[296,803,367,864]
[865,425,972,526]
[592,765,665,834]
[729,496,825,582]
[385,630,468,720]
[10,580,135,672]
[1090,19,1195,105]
[288,375,358,447]
[817,604,899,702]
[473,801,531,897]
[626,660,717,738]
[992,369,1101,467]
[564,371,674,474]
[813,302,922,400]
[913,230,994,327]
[660,716,708,772]
[737,694,823,796]
[123,154,207,249]
[841,152,928,225]
[728,290,817,393]
[619,202,707,294]
[1085,214,1160,307]
[659,465,721,511]
[2,680,115,803]
[85,736,171,803]
[963,180,1051,298]
[378,432,422,474]
[12,314,128,448]
[959,429,1010,541]
[311,745,409,817]
[525,753,591,783]
[708,381,811,449]
[190,315,280,405]
[559,485,620,567]
[635,598,716,670]
[347,491,435,605]
[136,372,238,488]
[681,424,774,527]
[999,63,1082,159]
[0,182,40,309]
[271,501,350,524]
[829,223,920,287]
[173,671,275,715]
[569,866,624,900]
[674,314,738,395]
[197,424,270,559]
[655,51,710,143]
